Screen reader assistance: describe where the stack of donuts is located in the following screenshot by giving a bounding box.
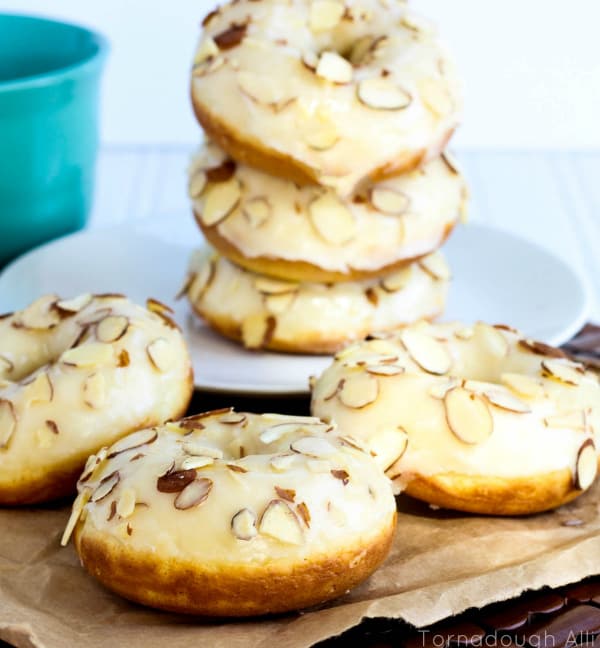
[182,0,468,353]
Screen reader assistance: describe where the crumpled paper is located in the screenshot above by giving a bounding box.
[1,481,599,648]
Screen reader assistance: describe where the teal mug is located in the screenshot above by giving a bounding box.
[0,14,108,266]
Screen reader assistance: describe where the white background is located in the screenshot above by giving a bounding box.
[2,0,600,149]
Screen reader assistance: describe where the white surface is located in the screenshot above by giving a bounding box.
[0,221,588,394]
[2,0,600,149]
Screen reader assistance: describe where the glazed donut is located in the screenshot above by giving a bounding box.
[191,0,462,196]
[311,321,600,515]
[0,294,193,505]
[189,142,467,283]
[62,410,396,616]
[183,247,449,354]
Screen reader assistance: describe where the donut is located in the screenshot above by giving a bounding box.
[311,321,600,515]
[191,0,462,196]
[62,410,397,616]
[189,142,467,283]
[183,247,450,354]
[0,294,193,505]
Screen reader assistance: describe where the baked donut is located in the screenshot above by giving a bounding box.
[311,321,600,515]
[189,142,467,283]
[0,294,193,505]
[183,247,449,354]
[191,0,462,196]
[62,410,396,616]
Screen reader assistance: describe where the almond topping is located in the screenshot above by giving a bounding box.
[61,343,113,367]
[454,327,474,341]
[365,364,404,376]
[174,478,213,510]
[445,388,493,445]
[290,436,337,458]
[338,372,379,408]
[370,427,408,466]
[108,428,158,458]
[401,329,452,375]
[274,486,296,502]
[304,121,339,150]
[484,389,531,413]
[56,293,93,314]
[308,193,356,245]
[214,24,247,50]
[61,489,91,546]
[146,338,174,372]
[270,454,296,472]
[254,277,297,296]
[475,322,509,357]
[385,430,410,479]
[83,372,106,409]
[519,339,566,359]
[157,469,197,493]
[200,178,241,226]
[243,197,271,227]
[265,292,296,315]
[541,359,583,386]
[419,253,451,281]
[17,295,61,330]
[575,440,597,491]
[238,71,295,111]
[357,78,412,110]
[193,37,219,64]
[501,373,545,399]
[370,187,409,215]
[96,315,129,343]
[91,471,120,502]
[380,266,413,293]
[187,257,216,302]
[116,488,136,518]
[259,500,303,544]
[189,171,207,198]
[241,314,276,349]
[428,377,461,400]
[231,508,257,540]
[296,502,311,528]
[260,422,301,444]
[309,0,344,31]
[181,456,214,470]
[182,441,224,459]
[419,78,453,117]
[316,51,353,84]
[331,469,350,485]
[26,373,53,405]
[205,160,237,183]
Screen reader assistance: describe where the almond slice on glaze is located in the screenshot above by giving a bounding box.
[187,257,216,303]
[418,78,453,117]
[419,254,451,281]
[428,377,461,400]
[174,478,213,510]
[243,197,271,227]
[188,171,207,199]
[0,400,16,448]
[193,36,219,64]
[62,343,113,367]
[237,71,295,111]
[365,364,404,376]
[96,315,129,343]
[484,389,531,413]
[308,192,356,245]
[338,372,379,408]
[254,277,297,296]
[575,440,597,491]
[260,423,302,444]
[231,508,257,540]
[315,52,353,84]
[265,292,296,315]
[304,121,339,151]
[309,0,345,31]
[474,322,509,357]
[370,187,410,215]
[157,469,197,493]
[290,436,337,458]
[218,411,247,425]
[91,471,120,502]
[371,427,408,466]
[349,35,375,66]
[182,441,224,459]
[61,489,91,546]
[357,78,412,110]
[146,338,175,372]
[444,388,493,445]
[116,488,137,519]
[241,314,276,349]
[519,339,567,359]
[200,178,241,226]
[108,428,158,458]
[541,359,583,386]
[401,329,452,375]
[56,293,93,314]
[501,372,545,399]
[270,454,296,472]
[259,500,303,545]
[18,295,61,330]
[380,266,413,293]
[180,456,215,470]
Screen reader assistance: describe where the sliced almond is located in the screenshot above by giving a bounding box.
[107,428,158,458]
[259,500,303,544]
[357,78,412,110]
[454,326,474,341]
[339,435,369,453]
[200,178,241,226]
[265,292,296,315]
[520,339,566,359]
[238,71,295,111]
[380,266,413,293]
[77,307,112,326]
[274,486,296,503]
[385,431,410,479]
[254,277,297,296]
[61,489,91,546]
[301,51,319,72]
[544,410,586,431]
[61,343,113,368]
[83,372,106,409]
[91,471,120,502]
[419,78,453,117]
[116,488,136,518]
[219,411,247,425]
[575,440,597,491]
[18,295,61,330]
[309,192,356,245]
[192,55,225,77]
[316,51,353,84]
[205,160,236,183]
[187,257,216,302]
[296,502,311,528]
[260,422,301,444]
[309,0,345,31]
[56,293,93,314]
[365,364,404,376]
[371,427,408,467]
[330,469,350,485]
[96,315,129,343]
[338,372,379,408]
[445,388,493,445]
[401,329,452,375]
[541,359,583,386]
[231,508,257,540]
[193,36,219,64]
[182,441,224,459]
[181,456,214,470]
[214,24,247,50]
[174,478,213,510]
[304,123,339,151]
[429,377,461,400]
[484,389,531,413]
[290,436,337,458]
[501,372,545,399]
[241,314,276,349]
[146,338,175,372]
[474,322,509,358]
[243,197,271,227]
[157,469,197,493]
[370,187,409,215]
[419,253,451,281]
[270,454,296,472]
[401,12,435,35]
[26,373,53,405]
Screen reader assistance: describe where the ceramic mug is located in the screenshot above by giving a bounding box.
[0,14,108,266]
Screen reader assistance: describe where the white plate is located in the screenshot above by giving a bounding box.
[0,218,589,394]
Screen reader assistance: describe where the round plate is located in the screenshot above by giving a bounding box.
[0,218,589,394]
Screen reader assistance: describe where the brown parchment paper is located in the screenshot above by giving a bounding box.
[1,481,600,648]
